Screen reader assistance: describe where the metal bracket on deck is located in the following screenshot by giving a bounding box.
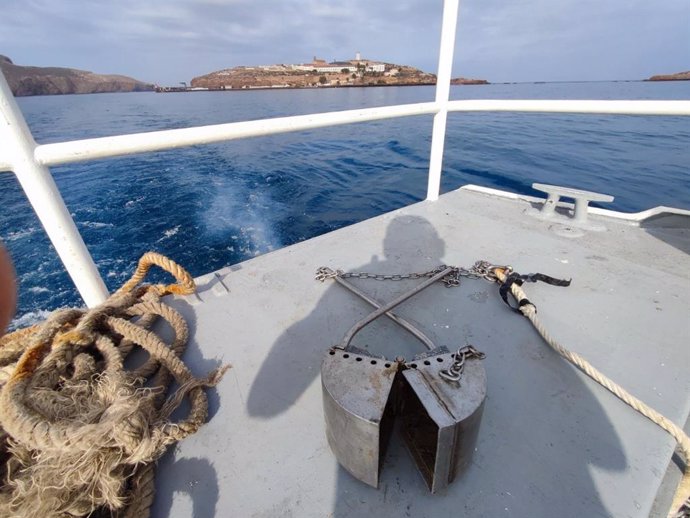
[531,183,614,232]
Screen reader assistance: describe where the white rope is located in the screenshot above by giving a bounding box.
[494,268,690,518]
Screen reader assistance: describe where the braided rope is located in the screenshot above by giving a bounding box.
[495,268,690,518]
[0,252,229,518]
[116,251,196,297]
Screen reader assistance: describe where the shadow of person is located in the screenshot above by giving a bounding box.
[145,299,223,518]
[149,456,219,518]
[247,215,447,418]
[248,214,626,517]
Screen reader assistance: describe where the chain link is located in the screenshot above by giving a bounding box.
[439,345,486,383]
[316,263,494,383]
[315,261,510,287]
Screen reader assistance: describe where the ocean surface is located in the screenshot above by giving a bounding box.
[1,81,689,326]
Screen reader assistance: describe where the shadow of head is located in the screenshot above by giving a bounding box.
[382,214,445,264]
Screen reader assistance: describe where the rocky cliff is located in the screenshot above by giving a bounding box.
[646,71,690,81]
[0,55,154,96]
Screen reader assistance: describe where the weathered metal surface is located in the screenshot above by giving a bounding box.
[321,346,398,487]
[154,187,690,518]
[401,349,486,493]
[323,318,487,493]
[321,266,487,491]
[322,344,486,492]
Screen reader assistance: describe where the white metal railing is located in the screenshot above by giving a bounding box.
[1,0,689,307]
[447,99,690,115]
[2,100,688,174]
[0,70,109,306]
[26,103,441,167]
[426,0,460,201]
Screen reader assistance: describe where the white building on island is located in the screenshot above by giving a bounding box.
[365,63,385,72]
[290,53,385,74]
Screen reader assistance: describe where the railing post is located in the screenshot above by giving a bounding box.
[0,71,109,307]
[426,0,460,201]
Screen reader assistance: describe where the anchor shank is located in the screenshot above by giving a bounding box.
[340,266,454,348]
[333,276,435,350]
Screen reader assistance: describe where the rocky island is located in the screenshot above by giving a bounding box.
[646,71,690,81]
[451,77,489,85]
[187,54,488,91]
[0,55,154,96]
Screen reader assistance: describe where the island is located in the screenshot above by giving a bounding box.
[451,77,489,85]
[0,55,154,96]
[646,71,690,82]
[185,54,488,91]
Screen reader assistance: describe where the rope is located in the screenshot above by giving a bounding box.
[494,268,690,518]
[0,252,229,518]
[115,251,196,297]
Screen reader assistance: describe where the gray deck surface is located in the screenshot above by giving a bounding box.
[151,186,690,518]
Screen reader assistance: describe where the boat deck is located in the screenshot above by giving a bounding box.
[153,185,690,518]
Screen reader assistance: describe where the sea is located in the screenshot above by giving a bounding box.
[1,81,689,327]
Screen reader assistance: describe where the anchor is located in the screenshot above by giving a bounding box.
[320,266,487,492]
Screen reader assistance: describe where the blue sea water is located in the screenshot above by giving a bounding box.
[1,81,689,325]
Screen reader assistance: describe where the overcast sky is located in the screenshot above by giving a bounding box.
[1,0,688,85]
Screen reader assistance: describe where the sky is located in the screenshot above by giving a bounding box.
[0,0,688,85]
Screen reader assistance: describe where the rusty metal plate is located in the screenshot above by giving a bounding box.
[321,345,486,492]
[400,348,487,493]
[321,346,399,488]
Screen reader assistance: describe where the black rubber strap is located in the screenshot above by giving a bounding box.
[499,273,529,313]
[518,273,572,287]
[499,271,571,314]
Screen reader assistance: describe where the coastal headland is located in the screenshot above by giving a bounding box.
[0,55,154,96]
[646,71,690,81]
[0,52,490,96]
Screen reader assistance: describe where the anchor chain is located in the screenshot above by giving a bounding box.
[439,345,486,383]
[316,261,501,383]
[319,263,491,492]
[315,260,509,288]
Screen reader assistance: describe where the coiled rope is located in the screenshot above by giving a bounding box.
[494,268,690,518]
[0,252,228,518]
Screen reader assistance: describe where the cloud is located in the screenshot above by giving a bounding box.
[456,0,690,81]
[0,0,687,84]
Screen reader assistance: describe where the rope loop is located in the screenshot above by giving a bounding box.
[0,253,228,518]
[115,251,196,297]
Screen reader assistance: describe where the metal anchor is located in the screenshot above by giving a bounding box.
[321,267,487,492]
